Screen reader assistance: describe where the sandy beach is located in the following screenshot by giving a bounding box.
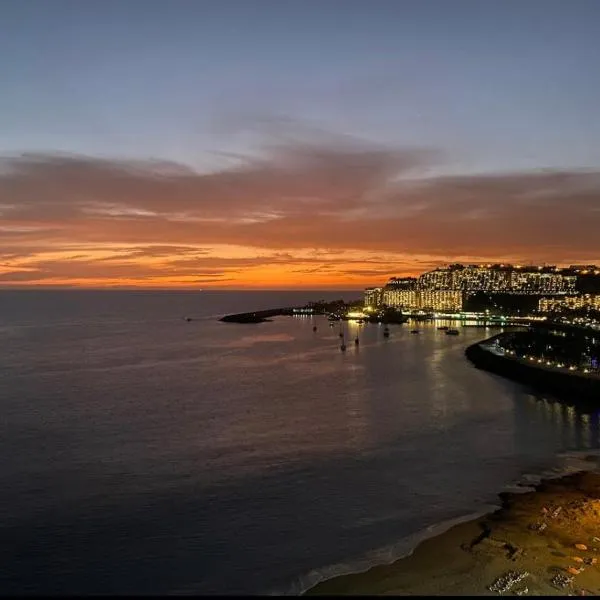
[307,468,600,596]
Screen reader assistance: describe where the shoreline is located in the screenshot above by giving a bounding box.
[306,464,600,596]
[465,334,600,404]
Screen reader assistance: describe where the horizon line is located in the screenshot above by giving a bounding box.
[0,286,366,292]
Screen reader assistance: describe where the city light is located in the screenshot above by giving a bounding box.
[367,263,583,313]
[364,263,600,380]
[346,311,367,319]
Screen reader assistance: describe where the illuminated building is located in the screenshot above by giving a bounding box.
[569,265,600,274]
[386,277,417,289]
[382,288,418,309]
[418,290,463,311]
[382,289,463,311]
[366,263,582,312]
[415,264,576,294]
[363,287,383,307]
[539,294,600,313]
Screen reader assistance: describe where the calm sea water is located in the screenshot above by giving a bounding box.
[1,290,599,595]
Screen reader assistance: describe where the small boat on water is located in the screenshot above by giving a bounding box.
[383,326,390,338]
[445,328,460,336]
[410,329,420,334]
[437,326,449,331]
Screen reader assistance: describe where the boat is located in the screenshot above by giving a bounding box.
[354,337,360,345]
[445,329,460,336]
[437,326,449,331]
[410,329,420,334]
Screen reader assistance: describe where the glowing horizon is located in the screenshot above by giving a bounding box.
[1,148,600,290]
[2,3,600,288]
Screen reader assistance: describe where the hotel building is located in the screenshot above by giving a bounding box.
[365,263,580,311]
[364,287,384,307]
[539,294,600,313]
[416,265,576,295]
[379,288,463,312]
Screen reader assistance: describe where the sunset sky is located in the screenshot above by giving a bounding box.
[1,0,600,289]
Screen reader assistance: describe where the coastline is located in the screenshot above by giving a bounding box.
[306,463,600,596]
[465,334,600,405]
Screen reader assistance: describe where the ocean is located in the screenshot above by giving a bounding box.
[0,290,598,595]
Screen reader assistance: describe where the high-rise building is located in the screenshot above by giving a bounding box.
[418,290,463,311]
[381,289,463,311]
[382,288,418,309]
[363,287,383,307]
[539,294,600,312]
[386,277,418,289]
[415,264,576,294]
[366,263,580,312]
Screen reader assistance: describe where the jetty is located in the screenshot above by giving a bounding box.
[219,299,361,324]
[219,307,295,323]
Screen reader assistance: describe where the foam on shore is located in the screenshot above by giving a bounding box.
[288,451,600,596]
[273,506,499,596]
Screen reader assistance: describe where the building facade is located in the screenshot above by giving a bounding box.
[365,264,580,312]
[363,287,383,307]
[416,265,576,294]
[539,294,600,313]
[381,289,463,312]
[418,290,463,311]
[381,288,418,309]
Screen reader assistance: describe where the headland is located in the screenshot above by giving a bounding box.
[465,331,600,405]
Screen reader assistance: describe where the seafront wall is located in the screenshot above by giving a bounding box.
[465,335,600,404]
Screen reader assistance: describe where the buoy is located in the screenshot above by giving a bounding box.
[355,337,359,345]
[339,332,344,338]
[340,343,346,352]
[313,326,317,332]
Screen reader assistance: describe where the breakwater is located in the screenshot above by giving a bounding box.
[465,334,600,405]
[219,307,296,323]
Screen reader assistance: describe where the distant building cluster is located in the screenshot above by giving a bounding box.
[539,294,600,313]
[404,264,576,294]
[378,289,463,312]
[364,263,595,312]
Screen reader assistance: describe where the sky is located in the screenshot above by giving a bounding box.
[1,0,599,289]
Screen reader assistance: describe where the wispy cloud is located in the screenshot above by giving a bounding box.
[1,133,599,287]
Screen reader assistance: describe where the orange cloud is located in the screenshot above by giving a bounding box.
[1,139,599,288]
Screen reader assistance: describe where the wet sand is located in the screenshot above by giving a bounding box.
[307,470,600,596]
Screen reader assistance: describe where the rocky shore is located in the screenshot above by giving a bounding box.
[307,469,600,596]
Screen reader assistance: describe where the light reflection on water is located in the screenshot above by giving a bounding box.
[0,292,599,595]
